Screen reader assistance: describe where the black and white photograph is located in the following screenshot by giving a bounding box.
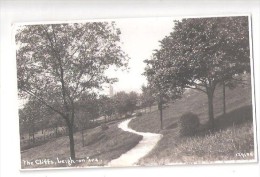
[15,15,257,170]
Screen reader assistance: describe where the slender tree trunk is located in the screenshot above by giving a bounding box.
[158,95,163,130]
[81,128,84,147]
[32,123,35,144]
[159,107,163,130]
[207,92,215,129]
[32,132,35,144]
[28,130,31,145]
[223,81,226,115]
[68,123,76,160]
[55,123,58,137]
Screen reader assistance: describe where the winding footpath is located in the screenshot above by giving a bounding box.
[107,117,162,167]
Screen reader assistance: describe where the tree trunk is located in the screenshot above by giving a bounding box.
[207,92,215,129]
[32,124,35,144]
[81,129,84,147]
[159,107,163,130]
[28,131,31,145]
[158,96,163,130]
[32,132,35,144]
[68,123,76,160]
[223,81,226,115]
[55,124,58,138]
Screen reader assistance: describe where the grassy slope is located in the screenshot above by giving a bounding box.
[21,123,142,169]
[129,75,255,165]
[138,121,254,165]
[129,76,252,133]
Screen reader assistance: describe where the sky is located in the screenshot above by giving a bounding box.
[104,17,177,94]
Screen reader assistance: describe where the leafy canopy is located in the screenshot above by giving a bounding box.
[16,22,129,118]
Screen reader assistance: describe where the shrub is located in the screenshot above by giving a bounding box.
[179,112,200,136]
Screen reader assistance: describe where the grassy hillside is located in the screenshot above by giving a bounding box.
[129,74,255,164]
[129,75,253,133]
[21,123,142,169]
[139,121,254,165]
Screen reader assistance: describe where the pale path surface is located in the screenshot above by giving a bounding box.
[107,117,162,167]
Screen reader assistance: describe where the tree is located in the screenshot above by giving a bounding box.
[99,95,115,122]
[112,91,138,117]
[154,16,250,128]
[141,85,155,112]
[127,91,139,113]
[221,73,250,115]
[75,93,100,147]
[144,51,183,130]
[19,97,50,144]
[16,22,128,159]
[113,91,130,117]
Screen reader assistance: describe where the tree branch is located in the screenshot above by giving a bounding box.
[42,26,71,118]
[21,88,67,119]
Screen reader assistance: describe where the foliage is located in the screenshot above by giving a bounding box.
[144,50,183,129]
[99,95,115,120]
[113,91,139,117]
[19,97,52,136]
[16,22,128,159]
[144,16,250,128]
[140,85,155,111]
[113,91,129,116]
[74,93,100,131]
[127,91,139,113]
[178,112,200,136]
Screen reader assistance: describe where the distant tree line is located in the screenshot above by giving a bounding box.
[19,89,153,149]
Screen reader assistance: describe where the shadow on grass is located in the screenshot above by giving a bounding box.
[199,105,253,135]
[166,122,178,130]
[86,136,142,163]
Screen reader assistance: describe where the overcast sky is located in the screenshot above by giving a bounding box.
[104,17,178,94]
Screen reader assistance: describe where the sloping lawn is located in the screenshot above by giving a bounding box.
[129,75,255,165]
[21,123,142,169]
[129,77,252,133]
[138,107,254,165]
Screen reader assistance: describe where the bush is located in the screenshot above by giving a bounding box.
[179,112,200,136]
